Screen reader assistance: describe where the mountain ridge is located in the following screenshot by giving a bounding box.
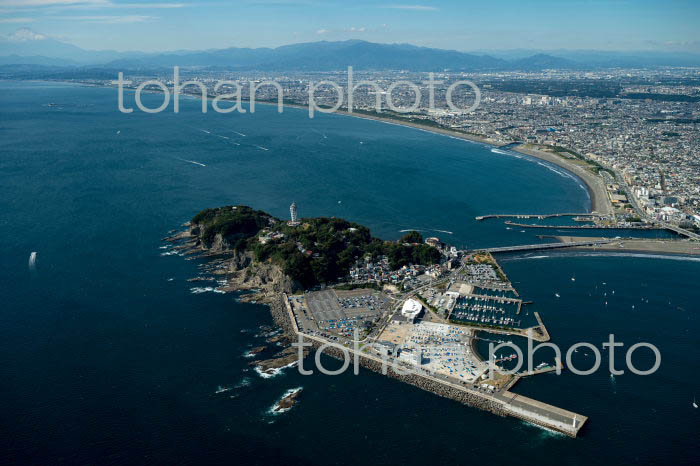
[2,29,699,70]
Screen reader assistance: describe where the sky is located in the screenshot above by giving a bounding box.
[0,0,699,53]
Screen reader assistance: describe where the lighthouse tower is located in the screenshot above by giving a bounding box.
[288,202,300,226]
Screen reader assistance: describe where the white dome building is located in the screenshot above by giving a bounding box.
[401,299,423,322]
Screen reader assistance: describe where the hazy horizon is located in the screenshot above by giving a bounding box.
[0,0,698,54]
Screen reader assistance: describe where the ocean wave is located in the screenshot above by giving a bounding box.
[160,250,178,256]
[235,377,252,389]
[189,286,226,294]
[520,420,566,438]
[254,360,298,379]
[215,385,234,394]
[267,387,303,415]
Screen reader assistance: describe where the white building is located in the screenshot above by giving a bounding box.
[401,298,423,323]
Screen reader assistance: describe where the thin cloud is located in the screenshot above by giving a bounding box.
[0,0,109,6]
[316,28,329,35]
[6,27,45,40]
[383,5,438,11]
[347,26,366,32]
[0,17,36,23]
[0,1,187,8]
[54,14,157,23]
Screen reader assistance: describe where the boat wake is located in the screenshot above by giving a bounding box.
[28,252,37,271]
[399,228,453,235]
[176,158,206,167]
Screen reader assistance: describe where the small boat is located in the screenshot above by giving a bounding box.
[555,293,560,298]
[694,394,698,409]
[571,277,576,282]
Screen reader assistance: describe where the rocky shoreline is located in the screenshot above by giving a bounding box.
[165,225,506,417]
[164,224,295,304]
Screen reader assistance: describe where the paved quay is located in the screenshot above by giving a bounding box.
[281,294,587,437]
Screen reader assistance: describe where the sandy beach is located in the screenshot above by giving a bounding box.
[317,108,614,216]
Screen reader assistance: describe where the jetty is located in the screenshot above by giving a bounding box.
[476,212,604,221]
[281,293,587,437]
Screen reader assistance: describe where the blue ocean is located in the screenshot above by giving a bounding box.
[1,80,698,465]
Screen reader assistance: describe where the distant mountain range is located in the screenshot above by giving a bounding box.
[2,28,699,71]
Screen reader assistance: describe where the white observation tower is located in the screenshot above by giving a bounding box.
[288,202,300,226]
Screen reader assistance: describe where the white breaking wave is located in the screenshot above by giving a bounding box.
[491,148,508,155]
[520,420,566,438]
[254,360,298,379]
[235,377,252,389]
[268,387,303,415]
[255,145,269,151]
[232,131,246,137]
[200,129,211,134]
[190,286,226,294]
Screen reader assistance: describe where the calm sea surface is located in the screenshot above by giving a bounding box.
[1,81,698,465]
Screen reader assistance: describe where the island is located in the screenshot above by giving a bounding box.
[165,204,588,437]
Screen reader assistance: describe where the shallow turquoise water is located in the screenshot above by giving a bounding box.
[1,81,698,466]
